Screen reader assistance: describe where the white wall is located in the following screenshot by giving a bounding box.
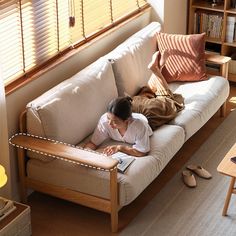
[4,3,188,200]
[149,0,188,34]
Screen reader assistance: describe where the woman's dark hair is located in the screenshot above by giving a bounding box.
[107,96,132,121]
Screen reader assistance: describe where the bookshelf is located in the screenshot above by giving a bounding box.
[188,0,236,82]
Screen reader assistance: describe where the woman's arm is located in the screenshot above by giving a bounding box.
[84,113,108,151]
[147,51,173,97]
[84,141,97,150]
[103,145,147,157]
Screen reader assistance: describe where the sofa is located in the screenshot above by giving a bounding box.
[10,22,230,232]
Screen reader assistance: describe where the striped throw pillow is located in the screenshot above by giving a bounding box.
[156,32,207,82]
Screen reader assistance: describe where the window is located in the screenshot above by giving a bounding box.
[0,0,148,86]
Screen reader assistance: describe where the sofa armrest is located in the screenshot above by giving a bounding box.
[205,52,231,79]
[9,134,118,171]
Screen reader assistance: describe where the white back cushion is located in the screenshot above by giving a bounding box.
[27,58,118,145]
[106,22,161,96]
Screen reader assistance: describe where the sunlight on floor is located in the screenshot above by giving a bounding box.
[229,95,236,111]
[229,96,236,104]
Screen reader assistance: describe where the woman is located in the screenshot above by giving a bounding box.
[84,97,153,157]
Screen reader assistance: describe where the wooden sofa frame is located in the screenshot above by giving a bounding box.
[10,53,231,233]
[11,111,120,232]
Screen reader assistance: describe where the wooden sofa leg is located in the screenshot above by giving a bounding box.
[17,149,28,203]
[110,168,118,232]
[220,102,226,117]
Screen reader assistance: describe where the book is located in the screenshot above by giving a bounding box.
[234,22,236,41]
[0,199,16,221]
[194,11,223,40]
[226,16,236,43]
[112,152,135,173]
[231,0,236,8]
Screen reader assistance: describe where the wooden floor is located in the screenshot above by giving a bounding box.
[27,83,236,236]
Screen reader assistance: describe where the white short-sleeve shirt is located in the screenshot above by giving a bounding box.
[91,113,153,153]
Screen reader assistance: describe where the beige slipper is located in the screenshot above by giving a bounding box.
[182,170,197,188]
[186,165,212,179]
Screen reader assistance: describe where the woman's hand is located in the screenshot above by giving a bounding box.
[103,145,120,156]
[103,145,147,157]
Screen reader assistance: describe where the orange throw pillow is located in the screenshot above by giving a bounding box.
[156,32,207,82]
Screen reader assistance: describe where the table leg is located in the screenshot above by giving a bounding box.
[222,177,236,216]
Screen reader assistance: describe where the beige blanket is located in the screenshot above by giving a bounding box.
[132,86,184,131]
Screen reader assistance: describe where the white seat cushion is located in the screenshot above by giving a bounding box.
[27,124,185,206]
[168,76,229,140]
